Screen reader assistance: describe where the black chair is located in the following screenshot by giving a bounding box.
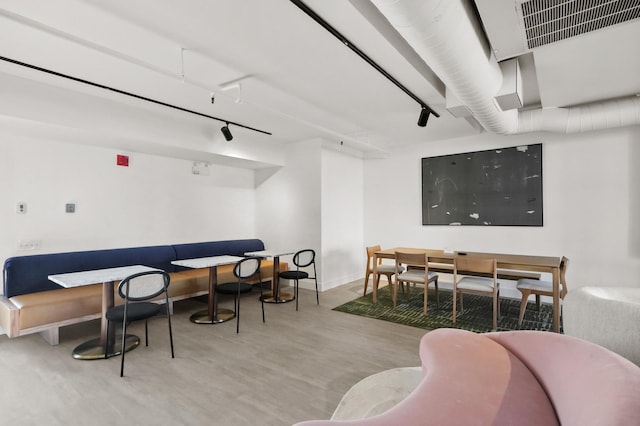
[105,270,174,377]
[279,249,319,311]
[215,256,264,333]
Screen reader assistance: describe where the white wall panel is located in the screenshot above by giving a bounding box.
[321,148,364,290]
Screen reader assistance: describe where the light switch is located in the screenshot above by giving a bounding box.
[65,203,76,213]
[17,202,27,214]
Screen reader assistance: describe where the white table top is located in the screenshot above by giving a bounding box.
[171,255,244,269]
[245,249,295,258]
[48,265,160,288]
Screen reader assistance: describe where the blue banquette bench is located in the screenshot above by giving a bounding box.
[1,239,286,345]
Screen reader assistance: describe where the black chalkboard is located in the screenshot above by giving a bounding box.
[422,144,543,226]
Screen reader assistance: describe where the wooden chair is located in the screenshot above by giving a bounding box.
[517,256,569,326]
[363,245,404,296]
[453,256,500,331]
[393,251,439,314]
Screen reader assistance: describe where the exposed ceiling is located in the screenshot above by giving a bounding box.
[1,0,639,168]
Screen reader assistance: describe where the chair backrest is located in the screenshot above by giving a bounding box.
[118,270,170,302]
[560,256,570,298]
[454,256,497,276]
[293,249,315,268]
[233,257,261,280]
[366,245,382,268]
[395,251,427,268]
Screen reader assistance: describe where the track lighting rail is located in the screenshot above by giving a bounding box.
[0,55,272,136]
[289,0,439,123]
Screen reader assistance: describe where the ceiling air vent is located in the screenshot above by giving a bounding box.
[521,0,640,49]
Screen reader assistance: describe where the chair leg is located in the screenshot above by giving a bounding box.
[434,278,440,307]
[492,292,498,331]
[392,279,398,308]
[315,277,319,305]
[145,321,149,346]
[235,295,240,334]
[120,321,127,377]
[452,289,457,324]
[396,274,405,295]
[423,283,428,315]
[518,290,531,326]
[295,279,299,311]
[535,294,541,311]
[167,313,175,358]
[363,269,371,296]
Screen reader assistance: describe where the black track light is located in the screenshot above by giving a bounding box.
[417,107,431,127]
[221,123,233,141]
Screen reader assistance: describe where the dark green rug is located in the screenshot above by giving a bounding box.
[333,286,557,333]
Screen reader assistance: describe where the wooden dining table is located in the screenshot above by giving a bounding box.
[373,247,562,332]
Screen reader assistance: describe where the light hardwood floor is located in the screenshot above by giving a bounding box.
[0,280,426,426]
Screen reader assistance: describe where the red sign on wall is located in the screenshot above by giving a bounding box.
[116,154,129,167]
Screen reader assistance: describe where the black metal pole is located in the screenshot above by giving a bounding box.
[0,55,272,136]
[289,0,439,118]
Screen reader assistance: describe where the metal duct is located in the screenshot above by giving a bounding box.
[371,0,518,134]
[518,96,640,134]
[371,0,640,135]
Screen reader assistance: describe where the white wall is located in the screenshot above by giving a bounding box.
[321,148,364,290]
[363,126,640,289]
[255,141,365,291]
[1,135,256,269]
[5,124,638,297]
[255,139,322,284]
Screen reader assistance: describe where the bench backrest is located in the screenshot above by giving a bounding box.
[3,239,265,298]
[3,245,176,298]
[172,239,265,269]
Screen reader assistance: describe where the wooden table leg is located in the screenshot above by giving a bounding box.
[552,266,560,332]
[373,254,379,304]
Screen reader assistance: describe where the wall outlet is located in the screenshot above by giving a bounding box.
[17,239,42,251]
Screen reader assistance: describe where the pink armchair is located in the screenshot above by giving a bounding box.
[294,328,640,425]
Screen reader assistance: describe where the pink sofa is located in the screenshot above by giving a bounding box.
[295,329,640,425]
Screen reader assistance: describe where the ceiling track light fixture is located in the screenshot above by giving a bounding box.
[417,107,431,127]
[289,0,439,127]
[221,123,233,141]
[0,55,272,136]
